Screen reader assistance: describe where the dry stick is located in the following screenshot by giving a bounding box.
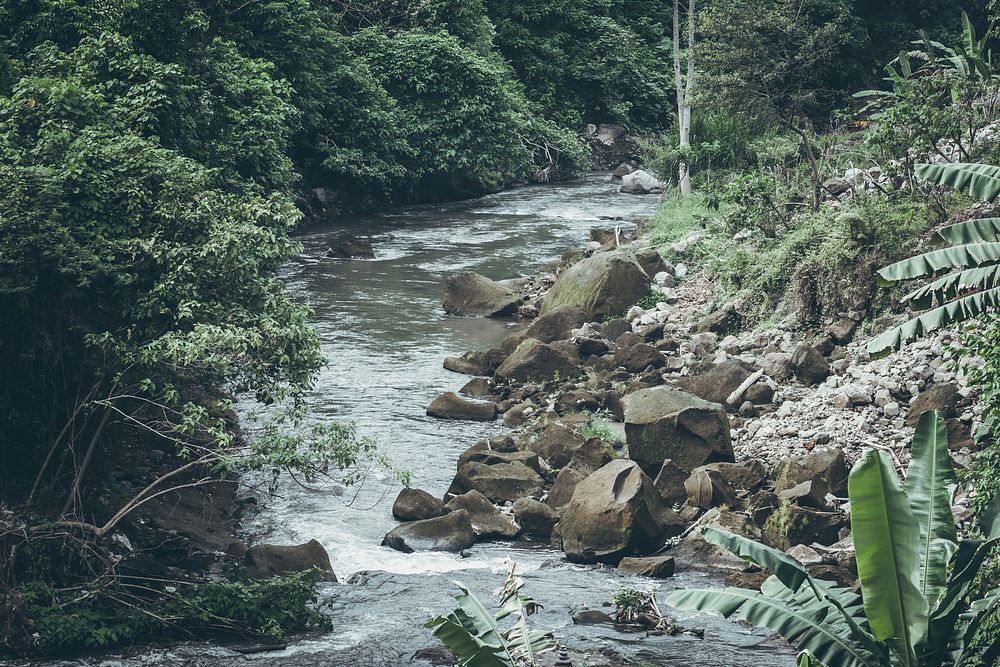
[60,405,112,517]
[28,381,102,505]
[726,368,764,407]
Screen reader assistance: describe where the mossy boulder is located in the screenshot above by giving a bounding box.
[541,250,649,320]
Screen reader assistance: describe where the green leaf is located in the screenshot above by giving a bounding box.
[849,450,928,665]
[933,217,1000,245]
[904,411,958,609]
[876,243,1000,286]
[901,265,1000,310]
[665,585,881,667]
[867,286,1000,358]
[701,526,809,591]
[425,583,514,667]
[915,163,1000,202]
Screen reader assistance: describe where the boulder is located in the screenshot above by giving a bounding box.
[519,419,586,468]
[692,303,741,335]
[823,177,851,196]
[450,461,545,505]
[442,271,521,317]
[763,504,843,550]
[620,170,666,195]
[541,251,650,320]
[325,236,374,259]
[677,359,755,406]
[445,491,519,539]
[827,317,857,343]
[513,498,559,540]
[777,479,830,509]
[245,539,336,579]
[577,337,610,356]
[908,383,961,426]
[524,305,588,343]
[623,387,734,474]
[613,343,664,372]
[773,448,849,496]
[545,465,590,510]
[602,319,633,341]
[443,351,493,376]
[697,460,767,492]
[458,444,543,474]
[426,392,497,421]
[557,460,671,563]
[669,508,763,572]
[653,459,689,506]
[612,162,636,180]
[684,468,738,510]
[635,248,670,280]
[494,339,580,384]
[382,510,476,553]
[790,344,830,385]
[459,377,492,398]
[392,488,446,522]
[618,555,675,579]
[762,352,793,381]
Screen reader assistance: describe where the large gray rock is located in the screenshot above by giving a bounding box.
[494,338,580,384]
[443,351,493,376]
[620,170,666,194]
[513,498,559,540]
[623,387,734,474]
[518,419,586,468]
[443,271,521,317]
[557,459,672,563]
[677,360,756,406]
[392,488,446,522]
[524,305,588,343]
[245,539,336,580]
[426,392,497,421]
[653,459,689,507]
[545,465,590,510]
[908,383,961,427]
[791,343,830,385]
[669,509,762,572]
[541,251,650,320]
[326,236,374,259]
[613,343,664,372]
[446,490,519,539]
[450,461,545,504]
[618,555,675,579]
[773,448,850,496]
[382,510,476,553]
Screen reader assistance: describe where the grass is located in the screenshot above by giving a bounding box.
[578,410,621,444]
[647,193,724,252]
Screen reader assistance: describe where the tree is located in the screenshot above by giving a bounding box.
[673,0,695,194]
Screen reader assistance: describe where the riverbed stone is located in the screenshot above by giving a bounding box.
[494,338,580,384]
[392,488,447,522]
[908,382,961,426]
[245,539,336,580]
[602,318,633,341]
[545,465,590,510]
[557,460,671,563]
[618,555,675,579]
[773,447,849,496]
[677,359,755,406]
[518,418,587,468]
[445,490,519,539]
[541,250,650,320]
[325,236,374,259]
[669,508,762,572]
[684,468,738,509]
[513,498,559,540]
[459,377,492,398]
[653,459,689,506]
[382,510,476,553]
[613,342,664,372]
[426,391,497,421]
[443,351,494,376]
[623,387,734,474]
[525,305,588,343]
[620,169,666,194]
[449,461,545,504]
[442,271,521,317]
[791,343,830,385]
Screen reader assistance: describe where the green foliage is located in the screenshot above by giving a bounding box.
[868,163,1000,357]
[426,564,555,667]
[665,411,1000,667]
[958,314,1000,514]
[577,410,621,444]
[18,570,331,653]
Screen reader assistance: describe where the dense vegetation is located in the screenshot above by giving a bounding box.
[4,0,1000,659]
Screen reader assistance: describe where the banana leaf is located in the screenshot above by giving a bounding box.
[932,217,1000,244]
[876,242,1000,285]
[901,264,1000,309]
[849,450,928,665]
[904,411,959,609]
[915,163,1000,202]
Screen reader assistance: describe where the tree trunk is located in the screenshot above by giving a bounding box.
[673,0,695,195]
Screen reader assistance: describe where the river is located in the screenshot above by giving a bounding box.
[45,176,796,667]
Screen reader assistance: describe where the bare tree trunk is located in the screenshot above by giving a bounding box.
[673,0,695,195]
[788,117,821,212]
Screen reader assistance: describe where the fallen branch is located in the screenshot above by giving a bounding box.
[726,368,764,406]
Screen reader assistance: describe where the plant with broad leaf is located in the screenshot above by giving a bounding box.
[426,562,556,666]
[869,161,1000,357]
[665,411,1000,667]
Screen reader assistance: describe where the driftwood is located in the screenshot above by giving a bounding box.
[726,368,765,406]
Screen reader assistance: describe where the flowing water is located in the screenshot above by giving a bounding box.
[37,176,797,667]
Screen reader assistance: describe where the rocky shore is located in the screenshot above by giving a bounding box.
[385,206,980,595]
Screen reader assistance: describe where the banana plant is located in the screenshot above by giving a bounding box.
[426,562,555,667]
[868,162,1000,357]
[665,411,1000,667]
